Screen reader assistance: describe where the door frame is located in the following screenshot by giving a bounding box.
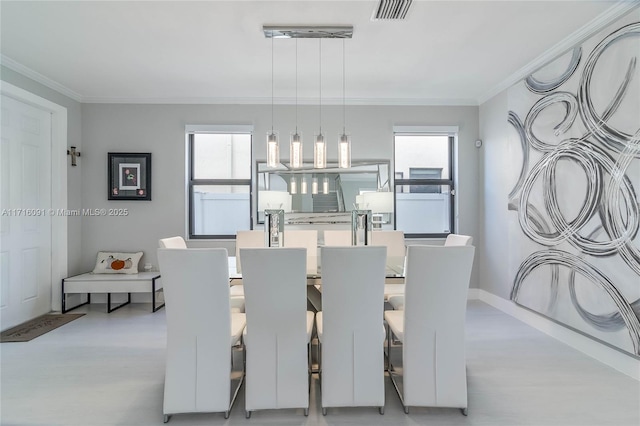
[1,81,68,312]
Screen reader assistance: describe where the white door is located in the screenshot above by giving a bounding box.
[1,95,52,330]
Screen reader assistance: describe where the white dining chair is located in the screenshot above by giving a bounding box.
[157,248,246,422]
[239,248,314,418]
[384,244,475,415]
[158,236,188,249]
[445,233,473,247]
[283,230,318,275]
[159,236,244,313]
[234,230,265,274]
[322,229,352,246]
[316,246,387,415]
[231,230,265,298]
[370,230,406,300]
[387,233,473,310]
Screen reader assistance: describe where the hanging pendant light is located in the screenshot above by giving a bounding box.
[338,39,351,169]
[314,38,327,169]
[290,38,303,169]
[266,32,279,168]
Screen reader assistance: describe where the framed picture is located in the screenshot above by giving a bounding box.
[108,153,151,200]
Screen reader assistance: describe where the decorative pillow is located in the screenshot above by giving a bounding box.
[92,251,143,274]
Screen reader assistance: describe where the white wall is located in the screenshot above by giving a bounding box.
[80,103,480,286]
[478,91,511,299]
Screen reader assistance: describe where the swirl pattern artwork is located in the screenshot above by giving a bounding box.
[507,15,640,357]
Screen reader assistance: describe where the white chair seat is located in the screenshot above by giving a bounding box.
[315,311,385,342]
[230,285,244,296]
[383,310,404,342]
[243,311,315,345]
[384,284,405,299]
[231,313,247,346]
[387,295,405,310]
[230,296,245,313]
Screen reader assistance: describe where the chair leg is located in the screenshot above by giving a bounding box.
[387,339,407,415]
[386,324,391,371]
[307,342,312,410]
[227,344,245,419]
[317,341,322,392]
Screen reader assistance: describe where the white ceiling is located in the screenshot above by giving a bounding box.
[0,1,626,105]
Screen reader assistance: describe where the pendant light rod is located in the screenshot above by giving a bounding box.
[295,38,298,134]
[319,38,322,134]
[271,34,274,134]
[342,38,346,134]
[338,37,351,169]
[290,37,302,168]
[314,37,327,169]
[266,30,280,168]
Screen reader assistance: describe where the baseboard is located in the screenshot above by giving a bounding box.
[477,289,640,381]
[468,288,480,300]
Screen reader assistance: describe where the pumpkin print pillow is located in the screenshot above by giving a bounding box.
[92,252,143,274]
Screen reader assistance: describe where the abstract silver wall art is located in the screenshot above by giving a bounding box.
[507,14,640,357]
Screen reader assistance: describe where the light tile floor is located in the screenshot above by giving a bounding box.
[1,300,638,426]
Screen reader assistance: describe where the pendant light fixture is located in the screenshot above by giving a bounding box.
[314,38,327,169]
[263,25,353,169]
[266,32,279,168]
[290,38,303,169]
[338,39,351,168]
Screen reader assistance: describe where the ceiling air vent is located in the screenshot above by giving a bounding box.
[372,0,413,20]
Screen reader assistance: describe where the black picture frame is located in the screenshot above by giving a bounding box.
[108,153,151,200]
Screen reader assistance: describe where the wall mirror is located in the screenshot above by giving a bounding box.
[256,160,391,224]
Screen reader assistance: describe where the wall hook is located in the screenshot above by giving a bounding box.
[67,146,81,166]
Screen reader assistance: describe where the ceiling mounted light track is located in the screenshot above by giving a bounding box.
[263,26,353,39]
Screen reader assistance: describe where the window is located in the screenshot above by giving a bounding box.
[187,126,252,239]
[409,168,442,193]
[394,132,454,237]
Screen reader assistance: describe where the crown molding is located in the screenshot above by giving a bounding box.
[0,55,82,102]
[476,0,640,105]
[81,95,478,106]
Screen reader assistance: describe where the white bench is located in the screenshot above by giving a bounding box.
[61,272,164,313]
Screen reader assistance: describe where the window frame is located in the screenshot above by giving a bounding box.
[393,131,455,238]
[186,126,253,240]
